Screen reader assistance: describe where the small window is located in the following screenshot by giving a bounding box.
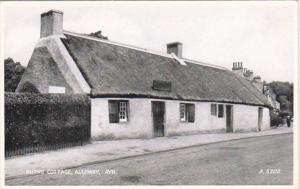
[211,104,217,116]
[180,103,195,123]
[180,103,186,121]
[218,104,224,118]
[119,101,128,122]
[109,100,129,123]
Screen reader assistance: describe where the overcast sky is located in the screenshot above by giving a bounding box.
[2,1,297,82]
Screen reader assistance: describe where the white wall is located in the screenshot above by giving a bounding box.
[233,104,259,132]
[91,98,153,140]
[261,107,271,131]
[166,101,226,136]
[232,105,270,132]
[91,98,271,140]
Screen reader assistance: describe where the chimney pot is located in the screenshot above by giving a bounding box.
[253,76,262,82]
[167,42,183,58]
[40,10,63,38]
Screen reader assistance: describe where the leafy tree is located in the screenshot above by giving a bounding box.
[18,81,40,93]
[5,58,25,92]
[268,81,293,115]
[88,30,108,40]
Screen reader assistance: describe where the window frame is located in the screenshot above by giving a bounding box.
[119,101,128,122]
[108,100,129,123]
[211,103,217,116]
[180,103,187,122]
[179,103,195,123]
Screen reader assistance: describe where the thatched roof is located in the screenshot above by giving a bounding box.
[61,32,269,107]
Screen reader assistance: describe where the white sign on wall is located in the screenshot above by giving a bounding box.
[48,86,66,93]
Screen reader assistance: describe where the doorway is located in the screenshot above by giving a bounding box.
[258,107,263,131]
[226,105,233,133]
[152,101,165,137]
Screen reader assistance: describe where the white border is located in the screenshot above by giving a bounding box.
[0,1,298,189]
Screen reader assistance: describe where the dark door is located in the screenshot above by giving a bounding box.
[152,101,165,137]
[258,107,263,131]
[226,105,233,133]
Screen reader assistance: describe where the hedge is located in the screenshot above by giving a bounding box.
[5,93,91,157]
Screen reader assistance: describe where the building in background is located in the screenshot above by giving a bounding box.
[232,62,280,112]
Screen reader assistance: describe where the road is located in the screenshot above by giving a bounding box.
[6,133,293,185]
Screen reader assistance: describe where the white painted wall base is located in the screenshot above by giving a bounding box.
[91,98,271,140]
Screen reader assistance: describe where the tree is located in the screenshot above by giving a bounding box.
[88,30,108,40]
[5,58,25,92]
[17,81,40,93]
[268,81,293,115]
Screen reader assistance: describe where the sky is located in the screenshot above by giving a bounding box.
[2,1,297,82]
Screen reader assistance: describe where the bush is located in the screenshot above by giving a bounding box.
[5,93,91,154]
[5,58,25,92]
[270,111,283,126]
[17,82,40,93]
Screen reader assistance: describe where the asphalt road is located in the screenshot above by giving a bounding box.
[6,133,293,185]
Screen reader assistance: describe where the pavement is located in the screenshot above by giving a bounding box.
[5,126,293,180]
[6,134,293,185]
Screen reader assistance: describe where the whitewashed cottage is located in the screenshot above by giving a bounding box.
[17,10,271,140]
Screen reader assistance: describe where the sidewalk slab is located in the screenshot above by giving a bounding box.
[5,126,293,179]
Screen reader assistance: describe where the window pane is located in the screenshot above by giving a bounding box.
[119,101,128,122]
[211,104,217,116]
[109,100,119,123]
[180,103,186,121]
[218,104,224,118]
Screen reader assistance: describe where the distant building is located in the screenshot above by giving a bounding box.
[232,62,280,111]
[17,10,271,140]
[264,86,281,111]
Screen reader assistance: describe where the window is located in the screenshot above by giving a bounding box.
[180,103,186,121]
[180,103,195,123]
[218,104,224,118]
[108,100,129,123]
[119,101,127,122]
[211,104,217,116]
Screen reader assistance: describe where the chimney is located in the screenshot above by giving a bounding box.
[248,70,254,80]
[244,69,254,80]
[232,61,243,77]
[40,10,63,38]
[253,76,262,82]
[252,75,263,92]
[167,42,183,58]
